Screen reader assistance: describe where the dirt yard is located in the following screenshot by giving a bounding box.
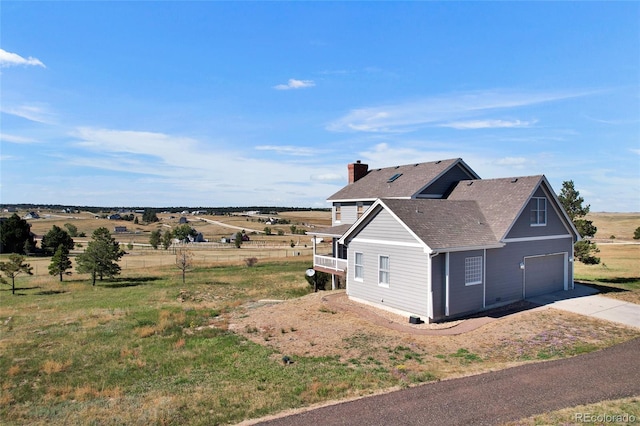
[229,290,640,380]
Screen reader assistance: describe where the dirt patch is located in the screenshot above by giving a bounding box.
[229,290,640,378]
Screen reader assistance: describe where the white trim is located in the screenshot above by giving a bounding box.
[378,254,390,287]
[445,252,450,317]
[530,197,547,226]
[502,234,572,243]
[435,243,505,253]
[464,255,483,286]
[350,237,425,249]
[482,249,487,308]
[354,251,364,282]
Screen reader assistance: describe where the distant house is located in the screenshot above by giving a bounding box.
[310,159,579,323]
[108,214,122,220]
[4,207,17,213]
[114,226,127,233]
[23,212,40,219]
[179,217,188,224]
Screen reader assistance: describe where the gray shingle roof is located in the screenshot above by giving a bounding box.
[380,199,500,250]
[328,158,466,201]
[446,175,544,240]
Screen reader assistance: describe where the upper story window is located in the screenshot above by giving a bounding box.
[530,197,547,226]
[357,203,364,219]
[335,204,341,222]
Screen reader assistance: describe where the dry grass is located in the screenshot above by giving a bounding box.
[587,212,640,241]
[504,396,640,425]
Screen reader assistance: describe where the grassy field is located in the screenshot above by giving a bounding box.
[1,209,639,425]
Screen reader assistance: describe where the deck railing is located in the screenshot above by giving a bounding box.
[314,254,347,272]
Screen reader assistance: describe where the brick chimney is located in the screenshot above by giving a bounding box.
[348,160,369,184]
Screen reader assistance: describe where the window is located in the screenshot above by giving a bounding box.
[357,203,364,218]
[354,252,364,281]
[379,255,390,287]
[530,197,547,226]
[335,204,341,222]
[465,256,482,286]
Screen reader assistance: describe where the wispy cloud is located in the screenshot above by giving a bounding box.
[0,133,38,144]
[327,89,587,133]
[0,48,46,68]
[1,104,56,124]
[255,145,321,156]
[273,78,315,90]
[440,119,537,130]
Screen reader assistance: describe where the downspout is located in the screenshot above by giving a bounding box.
[445,252,450,317]
[332,238,338,290]
[483,249,487,309]
[428,251,439,321]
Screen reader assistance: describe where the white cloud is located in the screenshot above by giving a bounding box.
[495,157,528,167]
[273,78,315,90]
[255,145,320,156]
[440,119,537,130]
[327,89,587,133]
[0,133,38,144]
[631,148,640,155]
[1,104,56,124]
[0,48,45,68]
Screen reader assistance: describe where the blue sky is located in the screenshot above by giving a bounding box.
[1,2,638,211]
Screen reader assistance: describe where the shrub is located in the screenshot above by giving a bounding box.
[244,257,258,267]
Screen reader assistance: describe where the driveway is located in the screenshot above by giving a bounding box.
[251,337,640,426]
[527,284,640,329]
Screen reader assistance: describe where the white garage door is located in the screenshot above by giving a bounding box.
[524,253,566,298]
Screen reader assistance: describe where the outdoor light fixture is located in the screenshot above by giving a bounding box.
[569,257,574,263]
[519,262,525,270]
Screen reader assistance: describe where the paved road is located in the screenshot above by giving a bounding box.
[254,337,640,426]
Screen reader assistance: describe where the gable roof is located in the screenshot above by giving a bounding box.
[339,174,579,251]
[328,158,478,202]
[446,175,545,241]
[377,199,501,251]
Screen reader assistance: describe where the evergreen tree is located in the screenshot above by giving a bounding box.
[149,229,162,249]
[558,180,600,265]
[162,230,173,250]
[41,225,75,255]
[64,223,79,237]
[142,209,159,223]
[0,214,35,254]
[76,227,124,285]
[48,245,72,281]
[0,254,33,295]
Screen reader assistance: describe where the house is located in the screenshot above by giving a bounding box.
[114,226,127,233]
[23,212,40,219]
[310,159,579,323]
[108,214,121,220]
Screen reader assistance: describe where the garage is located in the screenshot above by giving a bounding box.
[524,253,567,298]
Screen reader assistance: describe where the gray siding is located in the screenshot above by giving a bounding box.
[447,250,485,317]
[506,187,569,239]
[418,164,475,198]
[431,254,444,319]
[333,202,372,226]
[355,208,418,244]
[345,210,429,317]
[485,238,574,304]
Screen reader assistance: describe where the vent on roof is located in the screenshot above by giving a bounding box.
[414,163,419,166]
[467,181,474,186]
[387,173,403,183]
[435,160,441,164]
[511,178,518,183]
[395,166,400,169]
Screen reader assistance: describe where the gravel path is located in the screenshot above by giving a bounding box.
[252,337,640,425]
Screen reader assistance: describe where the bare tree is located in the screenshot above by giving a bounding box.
[175,249,193,284]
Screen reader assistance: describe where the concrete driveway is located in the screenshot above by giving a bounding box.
[527,283,640,329]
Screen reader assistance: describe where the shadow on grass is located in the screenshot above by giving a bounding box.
[36,289,67,295]
[576,279,637,294]
[101,276,161,288]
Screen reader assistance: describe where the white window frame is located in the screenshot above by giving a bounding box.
[378,255,390,287]
[335,203,341,223]
[354,252,364,281]
[530,197,547,227]
[465,256,483,286]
